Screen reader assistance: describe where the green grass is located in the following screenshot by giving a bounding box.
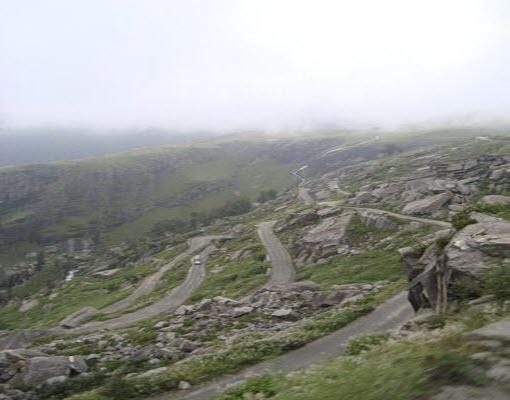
[0,261,157,330]
[189,233,269,302]
[216,337,487,400]
[452,203,510,229]
[91,254,192,321]
[297,249,402,288]
[214,297,510,400]
[344,215,395,244]
[0,142,297,259]
[60,283,404,400]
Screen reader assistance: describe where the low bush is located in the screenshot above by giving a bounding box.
[483,263,510,307]
[346,333,390,355]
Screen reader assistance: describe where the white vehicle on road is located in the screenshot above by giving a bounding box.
[193,255,202,265]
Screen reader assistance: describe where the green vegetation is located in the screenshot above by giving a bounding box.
[0,260,157,329]
[344,215,393,243]
[452,203,510,229]
[190,234,268,301]
[298,249,402,288]
[345,333,390,355]
[151,198,254,237]
[60,284,403,400]
[483,262,510,307]
[214,305,506,400]
[92,254,192,320]
[216,338,486,400]
[0,142,297,255]
[257,189,278,203]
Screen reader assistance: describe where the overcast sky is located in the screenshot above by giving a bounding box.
[1,0,510,132]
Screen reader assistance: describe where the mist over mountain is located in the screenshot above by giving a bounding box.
[0,128,214,166]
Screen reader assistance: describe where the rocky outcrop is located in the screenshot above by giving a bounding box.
[292,213,355,262]
[402,192,452,216]
[446,220,510,275]
[0,349,87,389]
[403,215,510,312]
[345,153,509,216]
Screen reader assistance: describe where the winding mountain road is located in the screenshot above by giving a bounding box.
[101,237,219,314]
[150,291,414,400]
[68,236,226,333]
[257,221,295,286]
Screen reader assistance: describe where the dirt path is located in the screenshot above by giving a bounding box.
[257,221,295,286]
[150,291,414,400]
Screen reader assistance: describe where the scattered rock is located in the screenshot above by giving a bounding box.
[178,381,191,390]
[92,268,120,278]
[271,308,296,319]
[231,306,254,317]
[18,300,38,313]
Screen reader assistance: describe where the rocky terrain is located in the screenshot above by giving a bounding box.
[0,130,509,400]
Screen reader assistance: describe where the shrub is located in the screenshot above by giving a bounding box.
[449,274,483,302]
[483,263,510,306]
[452,213,477,230]
[452,203,510,230]
[346,333,390,355]
[222,376,277,399]
[35,373,107,400]
[425,352,487,386]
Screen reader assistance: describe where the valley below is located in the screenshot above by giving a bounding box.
[0,129,509,400]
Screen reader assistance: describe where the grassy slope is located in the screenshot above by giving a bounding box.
[215,306,509,400]
[0,243,189,329]
[0,141,302,265]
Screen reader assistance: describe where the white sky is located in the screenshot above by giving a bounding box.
[1,0,509,131]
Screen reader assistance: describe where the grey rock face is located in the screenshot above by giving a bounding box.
[9,355,87,388]
[404,216,510,312]
[402,192,452,216]
[359,211,398,230]
[446,220,510,274]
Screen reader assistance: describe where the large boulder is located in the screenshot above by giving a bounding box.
[1,351,87,388]
[402,192,452,216]
[60,306,99,329]
[358,211,398,230]
[403,215,510,312]
[480,195,510,206]
[303,214,354,247]
[446,220,510,275]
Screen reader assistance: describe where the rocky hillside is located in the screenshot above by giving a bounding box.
[0,129,509,400]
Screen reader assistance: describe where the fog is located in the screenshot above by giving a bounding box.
[1,0,509,132]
